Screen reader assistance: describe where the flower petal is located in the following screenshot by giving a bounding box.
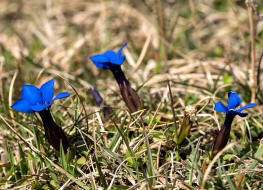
[117,55,125,65]
[11,99,34,113]
[227,91,241,109]
[90,43,127,69]
[51,92,70,104]
[104,50,122,65]
[214,101,228,113]
[90,54,110,70]
[237,103,257,113]
[31,104,50,112]
[117,41,127,58]
[236,112,248,117]
[21,85,42,105]
[40,79,54,103]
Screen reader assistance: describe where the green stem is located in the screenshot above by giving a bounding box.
[111,118,139,179]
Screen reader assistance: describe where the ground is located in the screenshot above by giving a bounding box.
[0,0,263,189]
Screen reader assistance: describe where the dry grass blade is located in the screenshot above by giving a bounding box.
[134,32,152,71]
[8,70,18,124]
[246,0,256,103]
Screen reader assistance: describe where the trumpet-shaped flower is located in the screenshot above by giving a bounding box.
[89,42,127,70]
[11,79,70,113]
[89,41,142,112]
[211,91,256,159]
[214,91,256,117]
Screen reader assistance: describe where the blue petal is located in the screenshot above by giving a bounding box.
[227,91,241,109]
[90,43,127,69]
[236,112,248,117]
[11,99,34,113]
[117,55,125,65]
[117,41,127,58]
[31,104,50,112]
[237,103,257,113]
[51,92,70,104]
[104,50,122,65]
[40,79,54,103]
[21,85,42,105]
[214,101,228,113]
[89,54,110,70]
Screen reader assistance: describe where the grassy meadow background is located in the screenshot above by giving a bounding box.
[0,0,263,189]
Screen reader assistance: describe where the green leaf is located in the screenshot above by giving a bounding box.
[189,139,200,186]
[175,115,191,145]
[18,144,28,176]
[218,159,236,190]
[223,72,233,85]
[109,122,122,152]
[124,150,134,166]
[50,180,58,189]
[247,143,263,178]
[60,141,67,171]
[7,146,15,167]
[76,156,86,165]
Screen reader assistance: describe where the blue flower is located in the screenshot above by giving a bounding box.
[89,42,127,70]
[11,79,70,113]
[214,91,256,117]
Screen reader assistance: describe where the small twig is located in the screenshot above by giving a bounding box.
[256,50,263,93]
[246,0,256,102]
[167,80,179,161]
[157,0,167,62]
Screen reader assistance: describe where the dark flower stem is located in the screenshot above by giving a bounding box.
[110,65,129,84]
[110,65,142,113]
[211,114,235,159]
[38,109,69,152]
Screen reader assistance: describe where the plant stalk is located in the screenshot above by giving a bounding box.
[110,66,142,112]
[211,114,235,159]
[246,0,256,103]
[38,109,69,152]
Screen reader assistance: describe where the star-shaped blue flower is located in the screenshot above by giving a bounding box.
[89,42,127,70]
[11,79,70,113]
[214,91,256,117]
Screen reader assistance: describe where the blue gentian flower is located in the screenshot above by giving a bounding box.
[89,42,127,70]
[11,79,70,113]
[89,41,142,112]
[214,91,256,117]
[211,91,256,159]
